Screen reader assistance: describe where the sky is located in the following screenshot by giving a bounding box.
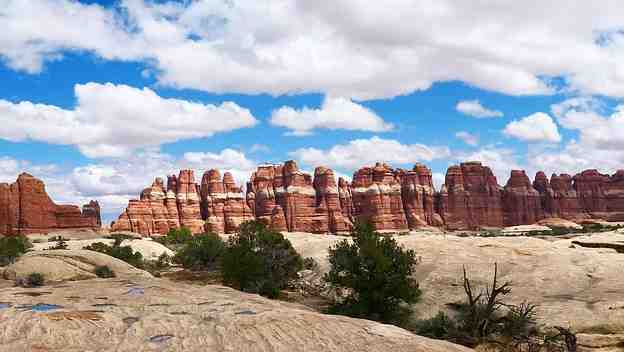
[2,0,624,224]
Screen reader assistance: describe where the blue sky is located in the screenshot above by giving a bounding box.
[2,0,624,223]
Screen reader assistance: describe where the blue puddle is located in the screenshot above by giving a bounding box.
[0,303,11,309]
[124,287,145,296]
[16,303,63,312]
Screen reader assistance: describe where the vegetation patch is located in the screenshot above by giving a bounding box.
[0,235,32,266]
[83,242,144,269]
[94,265,116,278]
[413,263,577,351]
[324,222,421,325]
[173,233,224,270]
[221,220,303,298]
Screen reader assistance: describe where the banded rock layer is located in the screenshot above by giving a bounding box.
[0,173,101,235]
[112,161,624,235]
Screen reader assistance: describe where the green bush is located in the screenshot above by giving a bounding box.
[26,272,45,287]
[324,222,421,324]
[83,242,144,268]
[0,235,32,266]
[173,233,224,270]
[94,265,116,278]
[413,311,456,340]
[221,220,303,298]
[155,227,193,247]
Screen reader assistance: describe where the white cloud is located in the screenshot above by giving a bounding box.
[455,131,479,146]
[270,97,393,135]
[456,100,503,118]
[526,98,624,176]
[551,97,624,150]
[290,136,450,170]
[503,112,561,143]
[0,82,257,158]
[5,1,624,99]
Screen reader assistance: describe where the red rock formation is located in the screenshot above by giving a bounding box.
[438,162,503,230]
[338,177,354,222]
[201,170,253,233]
[313,167,352,233]
[502,170,544,226]
[397,163,443,227]
[573,170,609,215]
[533,172,584,220]
[0,173,101,235]
[111,161,624,235]
[351,163,408,231]
[247,161,351,233]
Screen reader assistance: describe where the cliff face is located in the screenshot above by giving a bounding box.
[438,162,504,230]
[111,161,624,235]
[0,173,101,235]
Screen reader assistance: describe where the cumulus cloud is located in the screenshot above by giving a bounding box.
[270,97,393,136]
[551,97,624,150]
[456,100,503,118]
[455,131,479,146]
[290,136,450,170]
[524,98,624,177]
[5,1,624,99]
[0,82,257,158]
[503,112,561,143]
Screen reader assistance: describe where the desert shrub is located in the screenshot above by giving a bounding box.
[173,233,224,270]
[221,220,303,298]
[155,227,193,247]
[94,265,116,278]
[83,242,144,268]
[18,272,45,287]
[415,264,577,351]
[0,235,32,266]
[324,221,421,324]
[303,257,319,271]
[413,311,456,340]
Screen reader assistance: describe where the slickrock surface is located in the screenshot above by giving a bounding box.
[0,173,101,235]
[283,231,624,350]
[2,250,153,282]
[0,278,472,352]
[112,160,624,235]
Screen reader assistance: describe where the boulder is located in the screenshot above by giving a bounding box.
[3,249,152,282]
[0,278,471,352]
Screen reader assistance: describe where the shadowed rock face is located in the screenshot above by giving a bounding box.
[438,162,503,230]
[0,173,100,235]
[111,160,624,235]
[502,170,544,226]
